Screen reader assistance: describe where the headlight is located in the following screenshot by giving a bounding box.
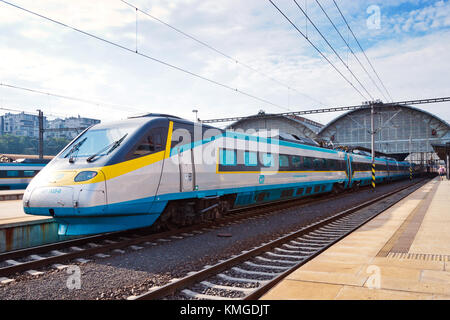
[74,171,98,182]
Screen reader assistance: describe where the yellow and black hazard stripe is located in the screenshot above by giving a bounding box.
[372,163,376,189]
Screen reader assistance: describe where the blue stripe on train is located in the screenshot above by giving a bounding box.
[26,178,348,235]
[27,173,407,236]
[0,183,29,190]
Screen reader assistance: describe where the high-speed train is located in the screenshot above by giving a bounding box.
[0,159,50,190]
[23,114,414,236]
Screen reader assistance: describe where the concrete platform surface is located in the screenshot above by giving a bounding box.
[261,179,450,300]
[0,199,50,227]
[0,190,25,201]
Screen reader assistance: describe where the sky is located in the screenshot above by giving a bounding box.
[0,0,449,128]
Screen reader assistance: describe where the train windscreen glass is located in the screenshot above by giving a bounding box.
[60,126,137,160]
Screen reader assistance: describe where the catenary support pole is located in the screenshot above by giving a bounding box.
[37,109,44,160]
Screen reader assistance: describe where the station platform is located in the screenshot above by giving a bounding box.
[0,190,24,201]
[0,200,62,253]
[261,178,450,300]
[0,199,48,225]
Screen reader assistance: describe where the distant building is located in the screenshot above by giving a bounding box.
[45,115,101,139]
[1,112,46,138]
[0,112,100,139]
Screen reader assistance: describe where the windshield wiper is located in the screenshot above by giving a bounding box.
[64,137,87,163]
[86,133,128,163]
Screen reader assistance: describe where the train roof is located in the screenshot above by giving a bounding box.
[128,113,182,120]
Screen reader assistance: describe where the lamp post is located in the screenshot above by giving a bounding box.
[37,109,44,159]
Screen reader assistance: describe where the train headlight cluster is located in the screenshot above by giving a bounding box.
[74,171,98,182]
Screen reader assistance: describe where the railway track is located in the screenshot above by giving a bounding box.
[0,179,425,285]
[0,181,377,281]
[131,178,428,300]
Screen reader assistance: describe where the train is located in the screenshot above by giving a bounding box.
[23,114,418,236]
[0,158,50,190]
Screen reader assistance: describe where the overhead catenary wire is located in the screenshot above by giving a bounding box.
[332,0,394,102]
[268,0,369,101]
[315,0,389,102]
[292,0,375,101]
[0,0,291,113]
[0,82,143,113]
[120,0,328,108]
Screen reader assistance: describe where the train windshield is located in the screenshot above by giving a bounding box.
[60,126,137,160]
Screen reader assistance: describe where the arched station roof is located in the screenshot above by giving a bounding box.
[318,104,450,158]
[227,114,324,140]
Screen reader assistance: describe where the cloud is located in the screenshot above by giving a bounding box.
[0,0,448,128]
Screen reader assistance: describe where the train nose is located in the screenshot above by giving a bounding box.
[25,186,76,216]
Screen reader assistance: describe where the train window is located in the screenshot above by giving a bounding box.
[6,170,19,177]
[329,160,337,170]
[279,155,289,168]
[281,189,294,198]
[262,154,274,167]
[153,133,163,151]
[220,149,236,166]
[313,159,322,170]
[132,127,166,158]
[291,156,302,170]
[303,157,312,169]
[244,151,258,167]
[23,170,35,177]
[296,188,304,196]
[133,136,156,156]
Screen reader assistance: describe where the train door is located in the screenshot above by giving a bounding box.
[178,147,195,192]
[346,155,353,187]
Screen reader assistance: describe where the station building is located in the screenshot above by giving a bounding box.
[318,104,450,165]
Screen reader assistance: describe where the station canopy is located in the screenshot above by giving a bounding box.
[226,112,324,141]
[318,104,450,162]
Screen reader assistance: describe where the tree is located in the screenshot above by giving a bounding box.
[0,135,71,156]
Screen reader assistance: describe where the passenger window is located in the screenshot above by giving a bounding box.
[291,156,302,170]
[329,160,336,170]
[6,171,19,177]
[244,152,258,167]
[220,149,236,166]
[313,159,322,170]
[303,157,312,169]
[262,154,274,167]
[23,170,35,177]
[279,155,289,168]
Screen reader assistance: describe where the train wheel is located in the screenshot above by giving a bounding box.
[331,183,343,195]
